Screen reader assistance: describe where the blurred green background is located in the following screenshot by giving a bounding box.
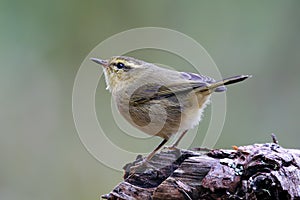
[1,0,300,199]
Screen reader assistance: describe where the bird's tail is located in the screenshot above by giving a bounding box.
[202,75,252,93]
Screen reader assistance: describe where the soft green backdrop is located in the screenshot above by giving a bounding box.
[1,1,300,199]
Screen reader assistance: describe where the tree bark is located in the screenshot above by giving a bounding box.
[102,142,300,200]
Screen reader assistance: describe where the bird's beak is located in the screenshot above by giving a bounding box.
[90,57,109,67]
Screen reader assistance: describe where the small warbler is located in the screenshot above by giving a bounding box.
[91,56,251,160]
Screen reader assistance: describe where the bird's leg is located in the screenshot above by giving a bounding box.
[169,130,188,149]
[129,139,168,174]
[146,138,168,161]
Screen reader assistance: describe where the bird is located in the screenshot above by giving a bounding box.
[91,56,251,161]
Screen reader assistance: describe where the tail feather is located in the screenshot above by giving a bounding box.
[203,75,252,92]
[222,75,252,86]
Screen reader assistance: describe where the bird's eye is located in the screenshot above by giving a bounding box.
[116,62,125,69]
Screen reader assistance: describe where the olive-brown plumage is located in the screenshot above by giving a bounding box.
[91,56,251,160]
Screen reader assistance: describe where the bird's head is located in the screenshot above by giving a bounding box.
[91,56,149,92]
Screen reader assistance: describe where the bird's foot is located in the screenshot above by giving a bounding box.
[164,145,179,151]
[129,157,159,175]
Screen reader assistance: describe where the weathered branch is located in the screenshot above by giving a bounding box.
[102,140,300,200]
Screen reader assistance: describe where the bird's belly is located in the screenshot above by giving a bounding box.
[180,101,208,132]
[116,93,211,139]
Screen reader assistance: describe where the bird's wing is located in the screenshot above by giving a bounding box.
[180,72,226,92]
[130,72,228,105]
[129,80,208,105]
[180,72,216,83]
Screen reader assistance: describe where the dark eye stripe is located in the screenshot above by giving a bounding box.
[113,62,131,70]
